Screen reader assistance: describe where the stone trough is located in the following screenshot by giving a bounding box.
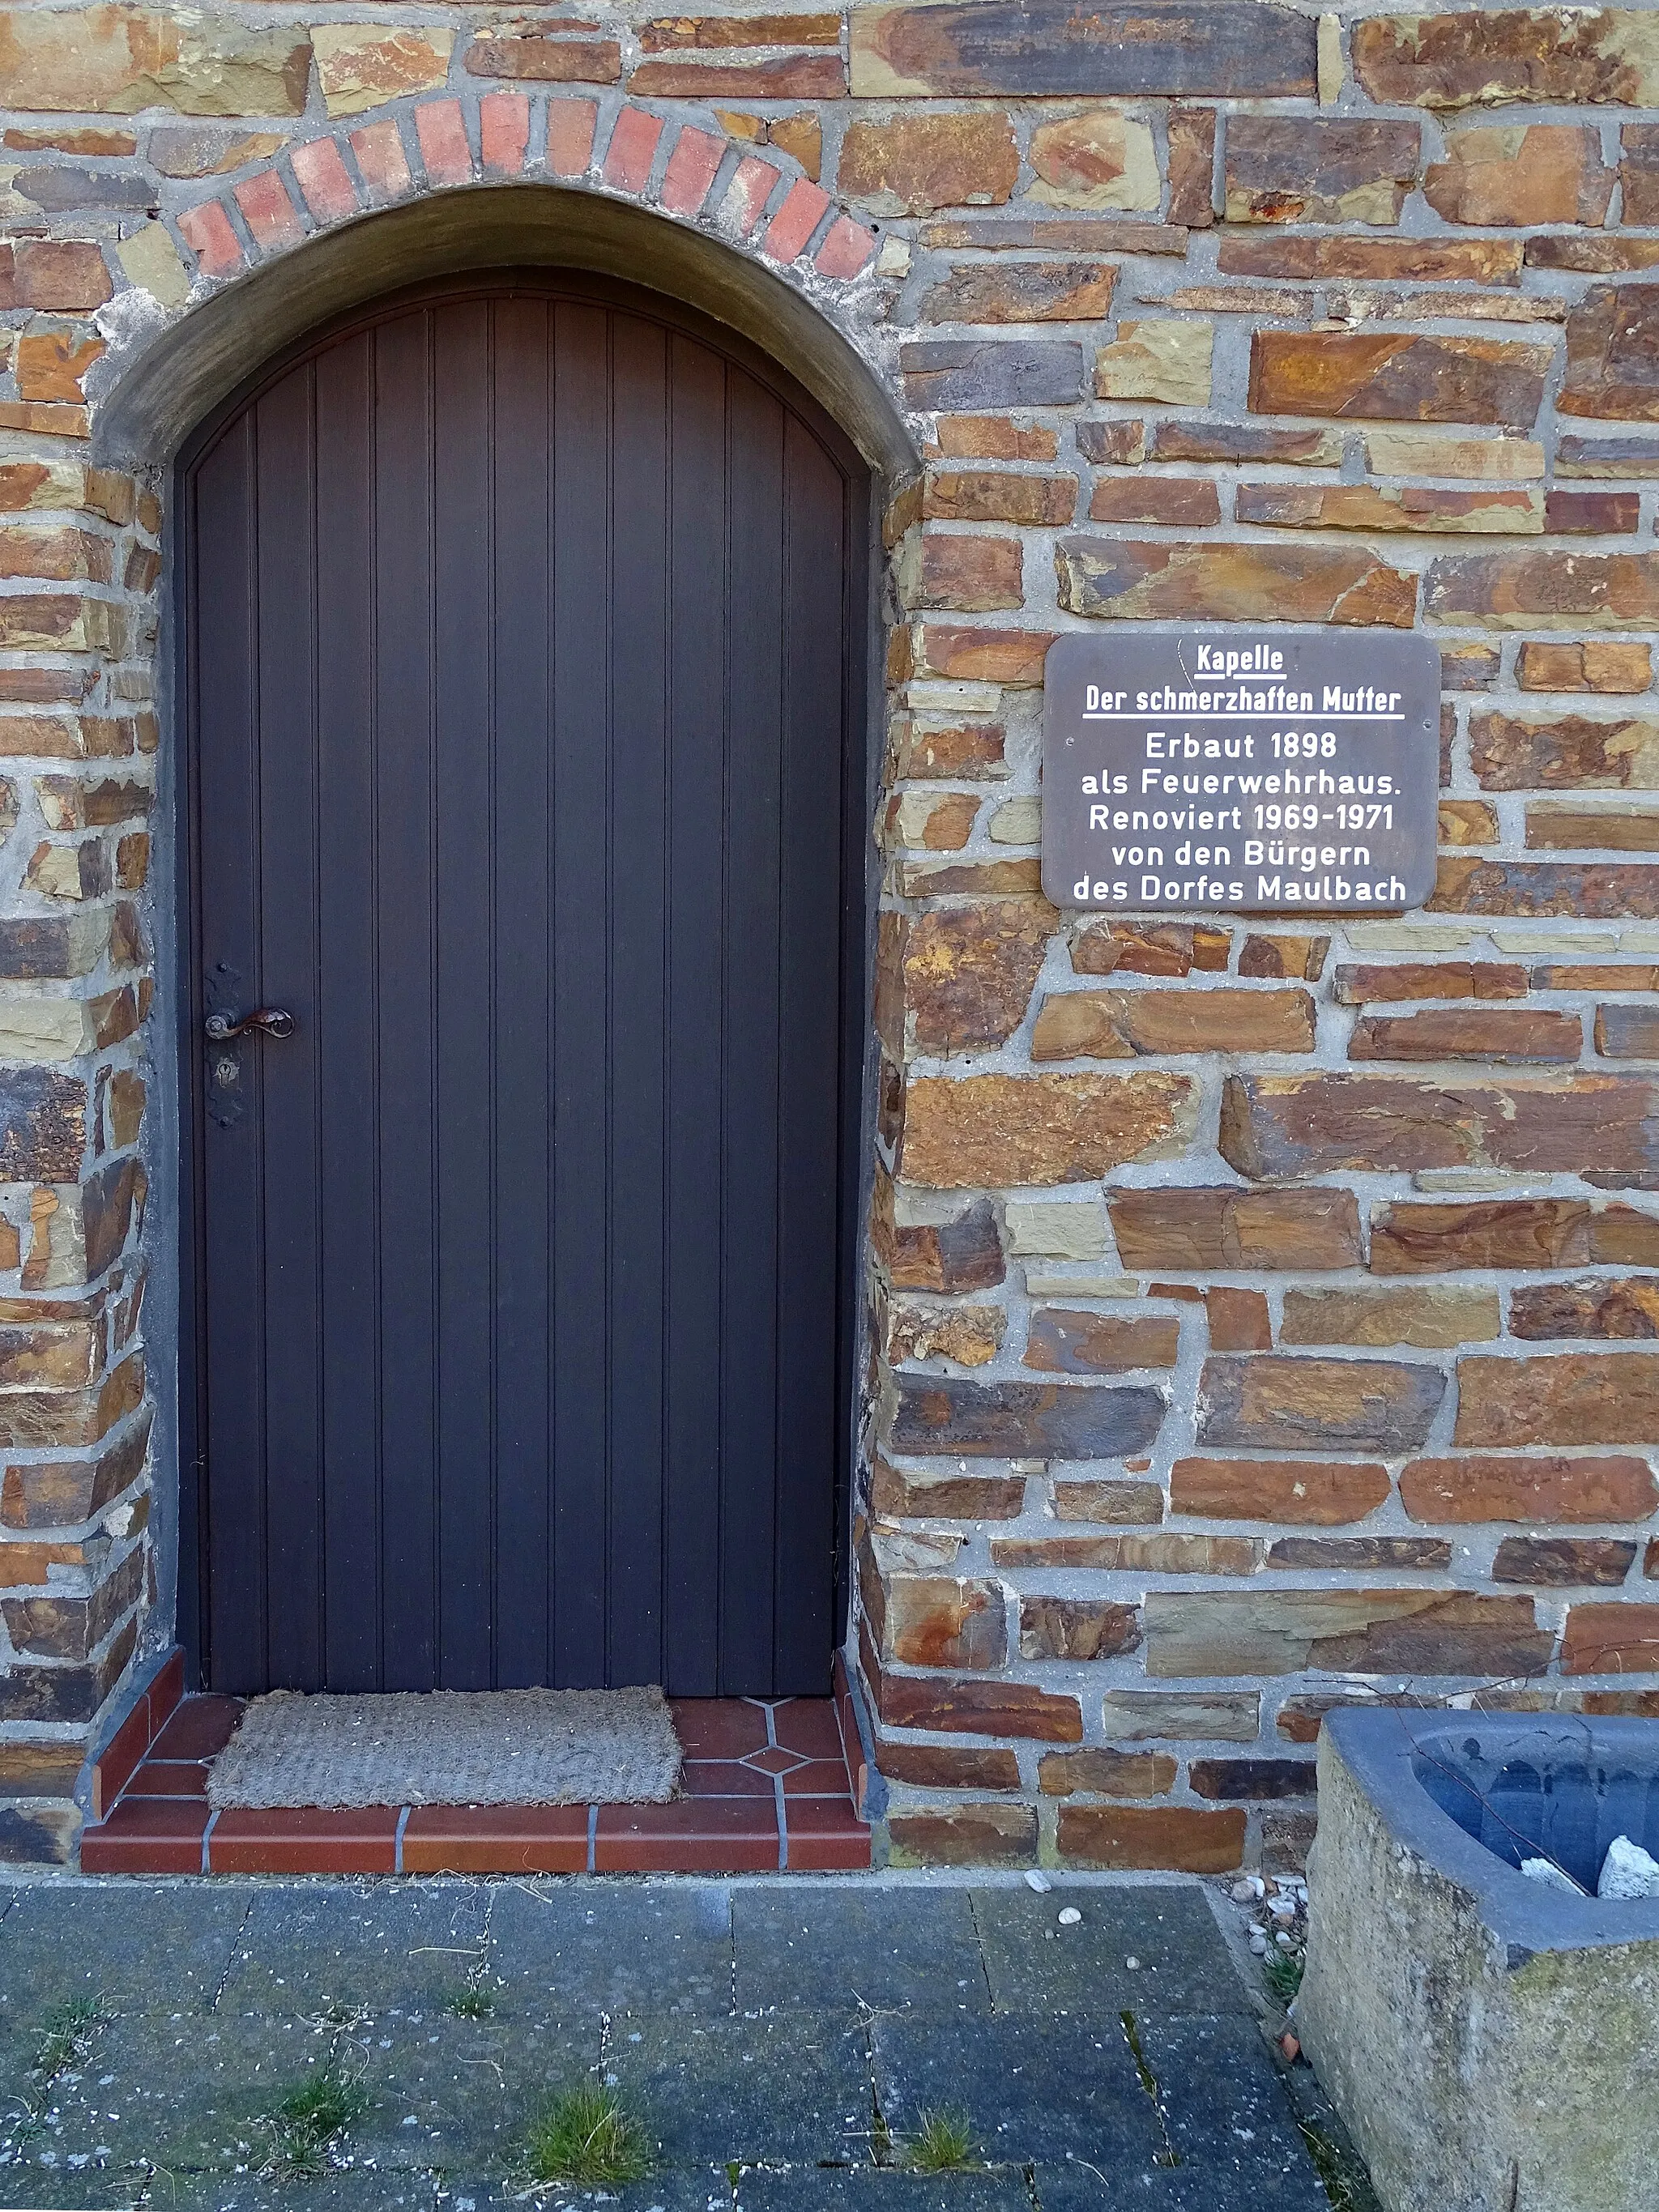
[1299,1708,1659,2212]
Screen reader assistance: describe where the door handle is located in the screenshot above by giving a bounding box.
[204,1007,296,1042]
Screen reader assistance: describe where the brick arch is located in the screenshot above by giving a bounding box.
[171,92,880,297]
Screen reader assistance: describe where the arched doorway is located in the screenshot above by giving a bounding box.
[180,270,872,1698]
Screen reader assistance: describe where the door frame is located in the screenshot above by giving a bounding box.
[172,266,880,1692]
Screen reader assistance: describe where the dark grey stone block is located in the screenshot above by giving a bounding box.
[966,1886,1247,2018]
[870,2013,1162,2171]
[733,1889,988,2015]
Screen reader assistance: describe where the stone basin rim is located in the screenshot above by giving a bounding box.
[1324,1707,1659,1958]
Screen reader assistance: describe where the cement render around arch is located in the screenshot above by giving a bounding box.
[90,179,917,484]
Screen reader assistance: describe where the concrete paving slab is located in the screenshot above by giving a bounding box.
[0,1886,252,2022]
[604,2012,872,2168]
[1136,2014,1329,2212]
[15,2005,348,2176]
[870,2014,1162,2172]
[351,2014,594,2172]
[733,1890,988,2017]
[484,1883,733,2022]
[966,1888,1246,2020]
[216,1885,491,2015]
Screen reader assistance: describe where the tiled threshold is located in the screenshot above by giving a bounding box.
[82,1669,870,1877]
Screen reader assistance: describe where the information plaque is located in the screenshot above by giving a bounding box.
[1041,630,1441,914]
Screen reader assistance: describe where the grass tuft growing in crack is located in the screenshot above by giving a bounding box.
[1120,2010,1179,2170]
[446,1986,496,2020]
[255,2068,370,2178]
[906,2110,979,2173]
[29,1996,109,2086]
[1295,2112,1366,2212]
[522,2082,652,2189]
[1263,1947,1305,2008]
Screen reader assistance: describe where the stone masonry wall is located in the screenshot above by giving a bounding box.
[8,0,1659,1867]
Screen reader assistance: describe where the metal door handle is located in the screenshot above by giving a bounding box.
[205,1007,296,1042]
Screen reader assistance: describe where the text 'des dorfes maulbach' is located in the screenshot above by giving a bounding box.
[1040,631,1442,914]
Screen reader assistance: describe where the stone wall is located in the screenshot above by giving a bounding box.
[6,0,1659,1867]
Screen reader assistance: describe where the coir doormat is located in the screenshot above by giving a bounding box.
[207,1685,682,1809]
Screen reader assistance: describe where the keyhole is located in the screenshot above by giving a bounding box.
[215,1056,239,1085]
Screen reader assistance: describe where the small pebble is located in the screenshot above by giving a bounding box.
[1230,1880,1256,1903]
[1124,1955,1141,1970]
[1279,2032,1300,2063]
[1248,1933,1269,1956]
[1025,1869,1053,1894]
[1057,1906,1082,1926]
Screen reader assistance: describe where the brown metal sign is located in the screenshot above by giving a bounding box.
[1041,630,1441,914]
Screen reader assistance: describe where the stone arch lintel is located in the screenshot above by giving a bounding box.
[93,179,915,484]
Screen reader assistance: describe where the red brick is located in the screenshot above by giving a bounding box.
[660,125,725,215]
[177,201,242,281]
[291,137,357,223]
[415,100,472,187]
[604,107,664,194]
[764,177,832,262]
[547,100,599,179]
[350,120,412,201]
[232,168,302,254]
[724,151,781,232]
[817,215,878,279]
[480,93,530,177]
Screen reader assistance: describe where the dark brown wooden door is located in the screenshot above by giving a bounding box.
[182,273,866,1697]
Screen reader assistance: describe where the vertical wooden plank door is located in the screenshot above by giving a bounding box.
[184,273,865,1697]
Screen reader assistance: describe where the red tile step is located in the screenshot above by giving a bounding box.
[79,1691,871,1875]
